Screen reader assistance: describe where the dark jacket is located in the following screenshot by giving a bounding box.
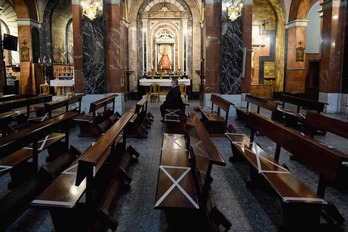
[164,86,183,109]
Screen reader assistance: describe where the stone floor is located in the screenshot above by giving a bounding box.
[2,100,348,231]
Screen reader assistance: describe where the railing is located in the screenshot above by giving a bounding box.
[250,84,273,99]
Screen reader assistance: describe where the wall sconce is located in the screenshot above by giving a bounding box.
[81,0,103,20]
[227,0,244,22]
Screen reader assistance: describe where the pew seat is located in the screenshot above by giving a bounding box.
[199,94,233,136]
[226,133,327,227]
[31,110,139,231]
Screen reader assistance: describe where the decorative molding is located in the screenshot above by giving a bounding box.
[16,18,41,28]
[285,20,309,29]
[105,0,121,3]
[244,0,253,6]
[321,0,347,10]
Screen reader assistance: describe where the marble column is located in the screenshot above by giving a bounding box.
[105,0,122,93]
[82,5,106,94]
[343,0,348,93]
[285,20,308,93]
[205,0,221,93]
[72,0,84,93]
[319,0,347,113]
[17,20,35,95]
[220,0,244,94]
[241,2,252,93]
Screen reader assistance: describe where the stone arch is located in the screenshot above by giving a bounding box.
[288,0,318,22]
[144,0,186,12]
[13,0,37,21]
[40,0,59,62]
[1,0,19,64]
[128,0,201,92]
[255,0,286,91]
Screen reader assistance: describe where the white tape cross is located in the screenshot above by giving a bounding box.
[23,134,65,151]
[282,197,326,203]
[62,164,78,175]
[165,109,179,117]
[161,135,187,151]
[155,165,199,209]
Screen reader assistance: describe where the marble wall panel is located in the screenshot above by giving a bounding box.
[285,69,306,93]
[105,3,122,93]
[82,15,106,94]
[72,4,84,93]
[319,4,344,93]
[40,0,59,63]
[18,25,35,94]
[242,5,252,93]
[205,2,220,93]
[342,4,348,93]
[220,0,243,94]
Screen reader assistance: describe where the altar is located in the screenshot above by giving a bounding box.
[50,79,74,95]
[139,78,190,86]
[138,77,192,99]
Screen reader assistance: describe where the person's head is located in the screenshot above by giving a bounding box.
[171,78,178,88]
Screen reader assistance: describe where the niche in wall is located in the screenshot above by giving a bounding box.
[51,0,73,64]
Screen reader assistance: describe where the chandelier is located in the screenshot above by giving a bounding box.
[81,0,103,20]
[227,0,244,22]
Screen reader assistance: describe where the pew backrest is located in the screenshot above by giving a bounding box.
[0,94,53,113]
[210,94,233,127]
[189,112,225,166]
[245,94,278,113]
[0,94,21,102]
[89,94,118,124]
[279,94,326,113]
[44,94,83,118]
[76,111,134,187]
[247,112,348,183]
[0,111,78,157]
[305,111,348,139]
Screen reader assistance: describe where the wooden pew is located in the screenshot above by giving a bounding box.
[0,112,80,230]
[155,112,230,231]
[0,111,17,137]
[74,94,118,137]
[304,111,348,188]
[199,94,233,136]
[276,93,327,127]
[227,112,348,228]
[234,94,278,120]
[0,94,21,102]
[127,94,152,138]
[164,95,188,134]
[98,112,121,133]
[31,110,140,231]
[0,94,52,116]
[43,94,83,119]
[0,112,77,186]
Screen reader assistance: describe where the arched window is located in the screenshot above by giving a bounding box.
[65,18,73,64]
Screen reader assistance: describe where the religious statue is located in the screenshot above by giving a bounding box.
[158,45,172,71]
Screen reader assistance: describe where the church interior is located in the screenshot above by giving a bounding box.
[0,0,348,231]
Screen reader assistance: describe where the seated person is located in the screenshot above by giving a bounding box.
[160,78,183,121]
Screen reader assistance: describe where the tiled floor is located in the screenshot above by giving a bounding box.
[2,100,348,231]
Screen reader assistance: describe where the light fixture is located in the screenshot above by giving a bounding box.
[81,0,103,20]
[227,0,244,22]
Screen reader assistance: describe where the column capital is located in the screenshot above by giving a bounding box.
[285,20,309,29]
[17,18,41,28]
[321,0,347,10]
[244,0,253,6]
